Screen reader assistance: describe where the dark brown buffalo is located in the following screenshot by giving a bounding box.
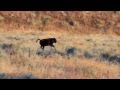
[36,38,57,50]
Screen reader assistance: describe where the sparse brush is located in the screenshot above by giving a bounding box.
[1,11,120,35]
[66,47,77,57]
[0,31,120,79]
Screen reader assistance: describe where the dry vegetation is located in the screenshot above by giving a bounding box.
[0,11,120,35]
[0,31,120,79]
[0,11,120,79]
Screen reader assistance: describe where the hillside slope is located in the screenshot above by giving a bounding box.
[0,11,120,35]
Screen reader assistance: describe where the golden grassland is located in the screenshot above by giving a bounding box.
[1,11,120,35]
[0,56,120,79]
[0,11,120,79]
[0,30,120,79]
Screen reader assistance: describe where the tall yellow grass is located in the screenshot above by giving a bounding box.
[0,55,120,79]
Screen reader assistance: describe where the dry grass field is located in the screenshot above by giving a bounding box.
[0,30,120,79]
[0,11,120,79]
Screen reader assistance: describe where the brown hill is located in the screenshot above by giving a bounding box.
[0,11,120,35]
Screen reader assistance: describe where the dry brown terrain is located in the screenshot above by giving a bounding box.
[0,11,120,35]
[0,11,120,79]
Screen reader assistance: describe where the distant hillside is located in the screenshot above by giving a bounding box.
[0,11,120,35]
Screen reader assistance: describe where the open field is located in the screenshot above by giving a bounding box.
[0,31,120,79]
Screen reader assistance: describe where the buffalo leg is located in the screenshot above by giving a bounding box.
[51,45,56,51]
[41,46,44,51]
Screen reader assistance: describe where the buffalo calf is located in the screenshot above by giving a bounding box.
[36,38,57,50]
